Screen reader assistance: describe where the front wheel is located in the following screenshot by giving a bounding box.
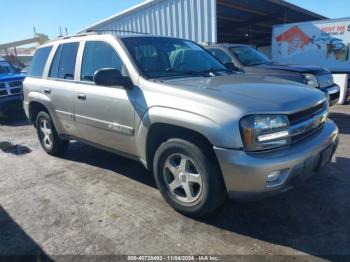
[153,138,226,217]
[36,111,69,156]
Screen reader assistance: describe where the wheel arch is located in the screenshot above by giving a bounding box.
[28,101,50,127]
[136,107,222,170]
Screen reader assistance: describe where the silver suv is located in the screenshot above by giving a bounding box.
[23,33,339,217]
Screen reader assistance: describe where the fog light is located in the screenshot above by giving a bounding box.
[267,170,281,182]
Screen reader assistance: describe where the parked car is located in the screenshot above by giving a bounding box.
[0,59,25,117]
[23,34,338,217]
[205,43,340,106]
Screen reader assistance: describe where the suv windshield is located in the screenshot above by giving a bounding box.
[230,46,271,66]
[0,60,16,74]
[121,37,228,79]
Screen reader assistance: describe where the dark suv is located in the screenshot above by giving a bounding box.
[205,44,340,106]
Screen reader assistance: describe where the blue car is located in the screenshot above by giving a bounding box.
[0,59,25,117]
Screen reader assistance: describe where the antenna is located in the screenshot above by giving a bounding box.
[59,26,63,37]
[65,28,68,36]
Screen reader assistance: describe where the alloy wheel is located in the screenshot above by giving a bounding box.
[163,153,203,203]
[39,119,53,150]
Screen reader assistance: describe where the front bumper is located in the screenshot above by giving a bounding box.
[214,120,339,199]
[0,94,23,112]
[321,84,340,106]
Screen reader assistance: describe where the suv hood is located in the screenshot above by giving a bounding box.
[251,62,329,74]
[162,74,326,115]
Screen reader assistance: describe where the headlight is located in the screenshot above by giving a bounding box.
[303,73,319,88]
[240,115,290,151]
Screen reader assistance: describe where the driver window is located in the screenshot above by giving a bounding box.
[81,41,125,82]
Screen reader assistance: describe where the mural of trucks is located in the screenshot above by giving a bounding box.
[272,18,350,104]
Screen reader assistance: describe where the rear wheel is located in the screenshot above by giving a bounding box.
[36,111,69,156]
[153,138,226,217]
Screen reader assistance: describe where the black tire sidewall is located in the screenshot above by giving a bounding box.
[153,139,226,217]
[36,111,68,155]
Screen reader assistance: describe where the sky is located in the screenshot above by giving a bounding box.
[0,0,143,43]
[1,0,349,44]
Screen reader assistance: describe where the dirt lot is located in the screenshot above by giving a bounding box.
[0,105,349,260]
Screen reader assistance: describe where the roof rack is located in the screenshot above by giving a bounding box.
[46,29,149,44]
[62,31,97,39]
[86,29,149,35]
[45,32,97,44]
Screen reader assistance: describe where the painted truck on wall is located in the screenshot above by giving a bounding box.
[271,18,350,104]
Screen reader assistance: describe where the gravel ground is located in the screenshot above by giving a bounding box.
[0,105,349,261]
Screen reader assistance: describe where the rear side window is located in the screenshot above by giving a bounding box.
[28,46,52,78]
[49,42,79,80]
[81,41,123,82]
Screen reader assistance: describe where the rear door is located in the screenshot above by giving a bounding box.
[74,40,136,155]
[43,42,80,137]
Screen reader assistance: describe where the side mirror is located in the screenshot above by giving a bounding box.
[94,68,132,88]
[224,62,239,71]
[15,67,21,73]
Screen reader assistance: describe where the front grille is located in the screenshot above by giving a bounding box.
[0,83,5,89]
[10,88,22,94]
[8,81,22,87]
[290,123,324,144]
[288,101,326,125]
[0,90,7,96]
[288,101,328,143]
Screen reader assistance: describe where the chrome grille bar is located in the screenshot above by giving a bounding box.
[289,109,328,138]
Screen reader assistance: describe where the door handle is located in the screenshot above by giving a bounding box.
[77,94,87,101]
[44,88,51,94]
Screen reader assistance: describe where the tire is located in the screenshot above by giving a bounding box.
[153,138,227,217]
[36,111,69,156]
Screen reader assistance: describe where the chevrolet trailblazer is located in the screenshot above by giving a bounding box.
[23,34,338,217]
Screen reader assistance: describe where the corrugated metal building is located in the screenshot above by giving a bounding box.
[80,0,325,49]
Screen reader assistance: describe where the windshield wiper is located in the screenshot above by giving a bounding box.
[245,62,268,66]
[165,68,207,77]
[199,68,229,74]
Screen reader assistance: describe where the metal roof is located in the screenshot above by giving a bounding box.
[79,0,160,33]
[80,0,326,47]
[216,0,326,46]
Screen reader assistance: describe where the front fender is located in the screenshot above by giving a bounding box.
[135,106,241,162]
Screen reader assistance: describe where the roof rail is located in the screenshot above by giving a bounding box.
[44,32,97,44]
[63,31,97,39]
[86,29,149,35]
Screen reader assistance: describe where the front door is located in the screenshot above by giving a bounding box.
[74,40,137,155]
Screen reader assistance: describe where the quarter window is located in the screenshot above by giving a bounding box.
[81,41,124,82]
[28,46,52,78]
